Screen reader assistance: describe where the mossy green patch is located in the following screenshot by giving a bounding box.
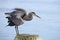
[14,34,40,40]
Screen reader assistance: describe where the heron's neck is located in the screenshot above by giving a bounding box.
[28,13,33,18]
[23,13,33,21]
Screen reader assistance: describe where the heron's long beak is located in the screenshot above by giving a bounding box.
[34,14,41,18]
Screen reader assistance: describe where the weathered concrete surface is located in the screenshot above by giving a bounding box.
[14,34,42,40]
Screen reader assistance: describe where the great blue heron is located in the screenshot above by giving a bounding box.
[5,8,41,35]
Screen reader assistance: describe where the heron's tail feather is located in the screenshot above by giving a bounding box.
[6,17,15,26]
[7,21,15,26]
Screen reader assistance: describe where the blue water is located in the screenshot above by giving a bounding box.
[0,0,60,40]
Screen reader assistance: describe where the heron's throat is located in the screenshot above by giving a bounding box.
[28,13,33,18]
[26,13,33,21]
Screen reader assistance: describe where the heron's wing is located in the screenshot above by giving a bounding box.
[5,13,11,17]
[5,13,10,15]
[5,8,26,26]
[14,8,27,18]
[14,8,26,13]
[5,8,27,19]
[11,11,27,19]
[5,15,15,26]
[5,11,22,18]
[11,17,24,26]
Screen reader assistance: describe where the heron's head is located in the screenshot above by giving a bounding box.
[31,12,41,18]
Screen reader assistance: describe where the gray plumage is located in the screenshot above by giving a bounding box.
[5,8,41,35]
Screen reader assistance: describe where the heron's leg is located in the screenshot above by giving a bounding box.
[15,26,19,35]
